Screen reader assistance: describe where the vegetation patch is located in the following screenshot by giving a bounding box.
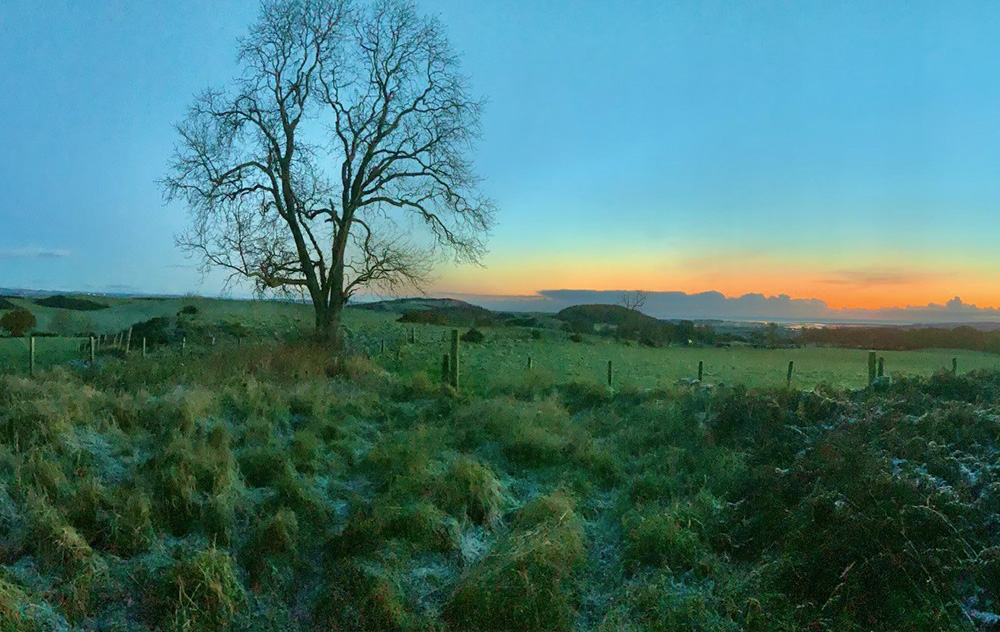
[34,296,108,311]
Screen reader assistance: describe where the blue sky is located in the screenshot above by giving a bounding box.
[3,0,1000,312]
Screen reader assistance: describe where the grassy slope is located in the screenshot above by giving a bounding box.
[2,339,999,630]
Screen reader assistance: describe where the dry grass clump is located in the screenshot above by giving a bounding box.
[149,545,246,631]
[444,491,586,631]
[435,455,504,526]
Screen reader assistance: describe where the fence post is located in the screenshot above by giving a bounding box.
[441,353,450,384]
[90,336,96,365]
[142,337,147,358]
[607,360,613,387]
[29,336,35,378]
[877,356,884,378]
[125,327,133,354]
[528,356,533,371]
[212,336,217,347]
[952,357,958,375]
[450,329,460,389]
[697,360,704,382]
[786,360,794,387]
[868,351,877,385]
[380,339,385,354]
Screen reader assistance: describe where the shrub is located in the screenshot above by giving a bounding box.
[569,333,584,343]
[179,305,199,315]
[397,310,447,325]
[1,309,35,337]
[460,328,485,343]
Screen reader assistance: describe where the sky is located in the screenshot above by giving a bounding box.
[3,0,1000,321]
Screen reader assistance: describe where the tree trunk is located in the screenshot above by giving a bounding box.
[315,299,344,347]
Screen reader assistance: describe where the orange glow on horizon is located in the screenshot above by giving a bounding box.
[431,253,1000,312]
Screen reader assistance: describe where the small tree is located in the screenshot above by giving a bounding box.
[619,290,649,313]
[1,309,36,337]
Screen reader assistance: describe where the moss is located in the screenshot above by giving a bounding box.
[444,491,586,631]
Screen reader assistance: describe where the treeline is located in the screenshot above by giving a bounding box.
[800,325,1000,353]
[558,304,717,346]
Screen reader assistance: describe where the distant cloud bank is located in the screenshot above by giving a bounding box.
[435,290,1000,324]
[0,246,71,259]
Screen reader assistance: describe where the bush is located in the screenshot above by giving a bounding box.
[460,328,485,343]
[1,309,35,337]
[397,310,446,325]
[179,305,199,315]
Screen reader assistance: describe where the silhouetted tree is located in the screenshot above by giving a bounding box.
[619,290,648,312]
[163,0,494,342]
[1,309,36,337]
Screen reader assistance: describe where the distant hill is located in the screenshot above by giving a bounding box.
[34,295,108,311]
[356,297,495,326]
[557,304,664,330]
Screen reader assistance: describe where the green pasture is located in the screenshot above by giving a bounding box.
[382,327,1000,392]
[2,296,999,389]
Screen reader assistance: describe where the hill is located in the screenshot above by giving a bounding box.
[356,297,495,326]
[33,295,108,311]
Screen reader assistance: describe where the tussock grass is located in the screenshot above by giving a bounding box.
[2,333,1000,630]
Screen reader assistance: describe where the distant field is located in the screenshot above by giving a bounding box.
[384,329,1000,392]
[2,296,998,388]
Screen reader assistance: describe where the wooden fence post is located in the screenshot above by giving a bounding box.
[952,357,958,375]
[380,339,385,354]
[450,329,460,389]
[528,356,533,371]
[90,336,96,365]
[607,360,613,387]
[125,327,133,354]
[868,351,877,385]
[877,356,884,378]
[29,336,35,378]
[697,360,704,382]
[142,337,147,358]
[786,360,794,387]
[441,354,450,384]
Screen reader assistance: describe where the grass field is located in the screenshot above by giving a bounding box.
[3,330,1000,630]
[3,297,999,389]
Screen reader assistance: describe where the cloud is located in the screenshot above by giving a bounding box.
[0,246,71,259]
[434,289,1000,324]
[821,267,927,287]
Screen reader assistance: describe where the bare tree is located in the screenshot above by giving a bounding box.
[162,0,494,342]
[620,290,649,313]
